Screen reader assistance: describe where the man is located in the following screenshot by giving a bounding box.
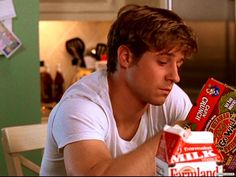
[40,4,197,176]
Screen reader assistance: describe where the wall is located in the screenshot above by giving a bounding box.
[39,21,112,89]
[0,0,40,175]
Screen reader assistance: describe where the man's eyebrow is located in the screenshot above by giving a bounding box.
[165,52,175,56]
[158,51,175,57]
[157,51,185,61]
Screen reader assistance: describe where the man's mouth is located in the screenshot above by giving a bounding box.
[160,88,172,95]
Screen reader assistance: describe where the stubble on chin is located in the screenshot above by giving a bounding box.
[150,97,166,106]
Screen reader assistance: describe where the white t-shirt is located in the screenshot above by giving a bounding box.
[40,70,192,176]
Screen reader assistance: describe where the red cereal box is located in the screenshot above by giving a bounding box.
[185,78,236,173]
[156,125,223,176]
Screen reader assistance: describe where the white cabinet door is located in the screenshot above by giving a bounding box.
[40,0,168,21]
[125,0,165,8]
[40,0,125,21]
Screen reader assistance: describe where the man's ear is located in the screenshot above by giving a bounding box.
[117,45,132,69]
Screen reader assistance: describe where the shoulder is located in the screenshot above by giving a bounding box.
[49,97,110,149]
[69,70,107,89]
[48,70,111,148]
[167,84,191,103]
[163,84,192,121]
[55,70,110,126]
[62,70,108,104]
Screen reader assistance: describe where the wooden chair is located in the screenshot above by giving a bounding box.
[1,123,48,176]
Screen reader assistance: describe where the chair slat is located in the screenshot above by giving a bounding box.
[1,123,48,176]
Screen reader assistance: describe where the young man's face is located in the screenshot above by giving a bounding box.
[125,48,185,105]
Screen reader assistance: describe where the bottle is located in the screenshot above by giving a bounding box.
[40,61,53,103]
[54,63,64,102]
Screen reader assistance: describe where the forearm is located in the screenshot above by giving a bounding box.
[87,133,161,176]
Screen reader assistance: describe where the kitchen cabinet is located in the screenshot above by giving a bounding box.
[40,0,125,21]
[40,0,167,21]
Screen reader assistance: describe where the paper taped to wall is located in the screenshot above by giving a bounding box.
[0,0,16,21]
[0,21,21,58]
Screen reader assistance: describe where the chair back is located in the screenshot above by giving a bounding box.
[1,123,47,176]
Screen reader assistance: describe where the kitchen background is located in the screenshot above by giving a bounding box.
[39,0,168,119]
[0,0,235,175]
[39,0,163,91]
[174,0,236,102]
[39,0,236,105]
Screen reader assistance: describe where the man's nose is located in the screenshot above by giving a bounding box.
[168,64,180,83]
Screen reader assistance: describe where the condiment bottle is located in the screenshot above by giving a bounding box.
[54,63,64,102]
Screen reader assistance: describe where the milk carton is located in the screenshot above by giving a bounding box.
[185,78,236,173]
[156,125,223,176]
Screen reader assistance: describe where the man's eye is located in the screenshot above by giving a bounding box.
[177,63,182,68]
[158,61,167,65]
[177,61,184,68]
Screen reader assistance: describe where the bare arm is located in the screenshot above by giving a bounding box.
[64,132,162,176]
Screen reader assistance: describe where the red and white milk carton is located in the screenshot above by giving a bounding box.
[186,78,236,173]
[156,125,223,176]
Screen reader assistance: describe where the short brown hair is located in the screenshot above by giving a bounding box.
[107,4,198,73]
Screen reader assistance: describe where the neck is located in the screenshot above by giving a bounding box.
[108,72,148,140]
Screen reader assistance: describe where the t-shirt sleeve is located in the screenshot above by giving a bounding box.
[51,97,108,149]
[164,84,193,125]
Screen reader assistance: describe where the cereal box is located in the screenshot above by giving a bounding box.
[185,78,236,173]
[156,125,223,176]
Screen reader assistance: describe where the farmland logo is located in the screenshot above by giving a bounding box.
[206,85,220,96]
[170,166,220,176]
